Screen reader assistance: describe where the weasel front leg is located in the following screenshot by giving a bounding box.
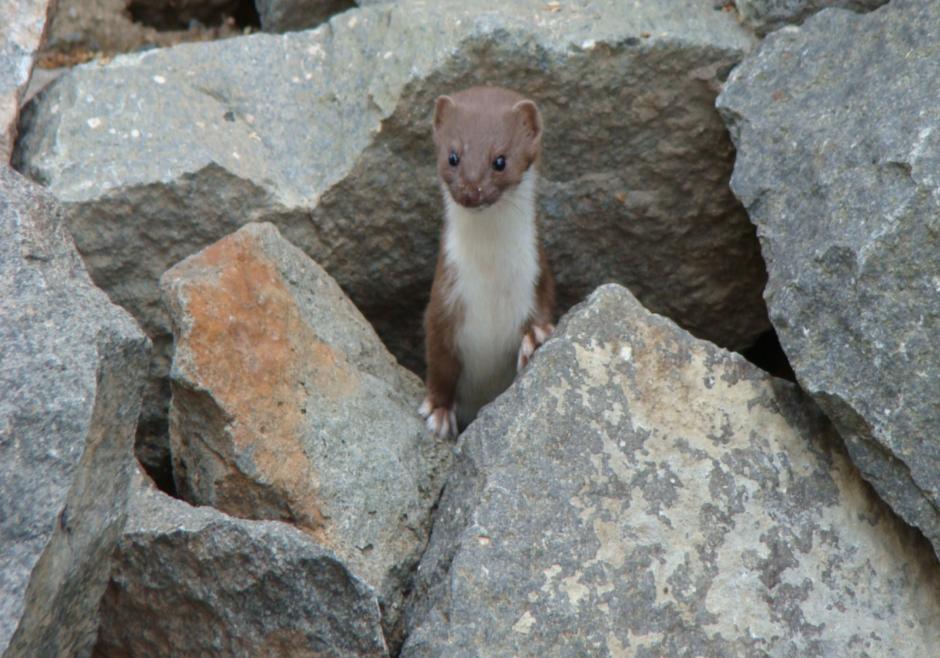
[517,250,556,372]
[420,283,460,439]
[420,349,459,439]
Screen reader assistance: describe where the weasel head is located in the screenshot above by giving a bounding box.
[432,86,542,210]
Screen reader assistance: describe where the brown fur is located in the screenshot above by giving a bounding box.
[422,86,555,435]
[433,87,542,208]
[423,236,462,411]
[424,242,555,411]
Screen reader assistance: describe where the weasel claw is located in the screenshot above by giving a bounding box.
[517,323,554,372]
[419,397,457,439]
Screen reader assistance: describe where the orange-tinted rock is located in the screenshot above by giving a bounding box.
[166,225,331,537]
[161,222,452,646]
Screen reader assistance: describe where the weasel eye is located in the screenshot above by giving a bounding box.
[448,151,460,167]
[493,155,506,171]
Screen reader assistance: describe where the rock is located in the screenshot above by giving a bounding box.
[403,284,940,657]
[0,0,54,161]
[731,0,887,35]
[161,222,452,648]
[257,0,356,33]
[14,0,768,473]
[40,0,246,59]
[717,0,940,558]
[123,0,242,32]
[0,166,149,657]
[93,470,388,658]
[20,65,66,108]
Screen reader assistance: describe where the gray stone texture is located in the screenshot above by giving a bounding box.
[732,0,888,35]
[40,0,246,56]
[257,0,357,33]
[0,0,55,161]
[161,222,453,648]
[403,284,940,658]
[93,470,388,658]
[0,166,149,657]
[14,0,767,474]
[717,0,940,558]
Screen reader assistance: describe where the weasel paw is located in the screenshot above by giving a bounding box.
[419,397,457,439]
[517,323,555,372]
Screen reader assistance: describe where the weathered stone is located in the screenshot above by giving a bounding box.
[93,470,388,658]
[0,166,149,657]
[403,284,940,657]
[717,0,940,558]
[161,222,452,648]
[0,0,55,161]
[41,0,245,56]
[731,0,887,35]
[257,0,356,33]
[124,0,241,32]
[15,0,767,473]
[20,65,65,108]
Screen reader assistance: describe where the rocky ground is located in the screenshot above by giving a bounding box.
[1,0,937,656]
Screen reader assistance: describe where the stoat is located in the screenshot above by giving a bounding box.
[419,86,555,438]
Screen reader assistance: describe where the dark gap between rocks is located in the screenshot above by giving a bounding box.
[231,0,262,31]
[136,419,178,497]
[740,328,796,382]
[128,0,260,32]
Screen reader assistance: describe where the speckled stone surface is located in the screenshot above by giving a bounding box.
[93,471,388,658]
[161,222,453,649]
[14,0,766,473]
[718,0,940,559]
[0,0,54,161]
[0,165,149,657]
[403,285,940,657]
[256,0,356,32]
[732,0,887,35]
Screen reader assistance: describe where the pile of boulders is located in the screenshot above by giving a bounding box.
[2,0,937,656]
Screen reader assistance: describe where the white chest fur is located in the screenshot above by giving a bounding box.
[443,169,540,423]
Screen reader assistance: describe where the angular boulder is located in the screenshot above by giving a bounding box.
[717,0,940,557]
[256,0,356,33]
[41,0,246,56]
[403,285,940,657]
[731,0,887,35]
[0,166,149,657]
[93,470,388,658]
[0,0,54,161]
[15,0,767,473]
[161,222,452,647]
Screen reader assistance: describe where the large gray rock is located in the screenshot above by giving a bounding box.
[161,222,453,648]
[717,0,940,558]
[14,0,768,474]
[403,285,940,657]
[731,0,887,35]
[257,0,356,33]
[0,166,149,657]
[93,470,388,658]
[0,0,54,161]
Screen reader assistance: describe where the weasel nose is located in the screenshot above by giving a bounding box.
[457,184,483,207]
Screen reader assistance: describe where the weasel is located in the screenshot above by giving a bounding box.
[419,86,555,438]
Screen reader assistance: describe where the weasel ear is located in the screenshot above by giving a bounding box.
[433,95,456,134]
[512,99,543,145]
